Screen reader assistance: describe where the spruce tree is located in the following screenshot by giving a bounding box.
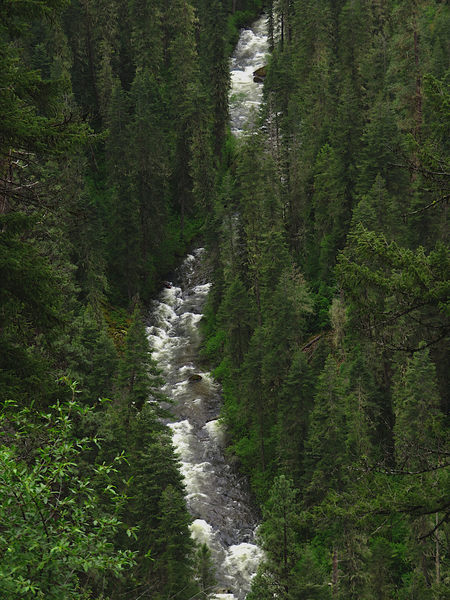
[249,475,301,600]
[195,543,216,598]
[302,355,349,507]
[156,485,198,599]
[117,307,164,412]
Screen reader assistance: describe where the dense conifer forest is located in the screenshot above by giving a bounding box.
[0,0,448,599]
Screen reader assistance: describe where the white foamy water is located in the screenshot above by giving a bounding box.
[229,14,269,135]
[190,518,215,547]
[147,249,261,599]
[224,543,263,587]
[204,419,227,448]
[146,14,268,598]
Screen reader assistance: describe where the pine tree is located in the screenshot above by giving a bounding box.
[277,348,315,482]
[393,345,445,471]
[128,66,171,298]
[302,355,349,507]
[218,273,254,368]
[310,143,347,282]
[165,0,204,235]
[105,80,140,303]
[117,307,164,413]
[195,543,216,598]
[156,485,198,598]
[195,0,230,156]
[65,304,118,403]
[249,475,300,600]
[0,213,62,408]
[129,0,164,72]
[290,544,333,599]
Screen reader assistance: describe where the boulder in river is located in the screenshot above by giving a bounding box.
[253,65,267,83]
[188,373,202,382]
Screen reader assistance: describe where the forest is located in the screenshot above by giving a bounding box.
[0,0,448,599]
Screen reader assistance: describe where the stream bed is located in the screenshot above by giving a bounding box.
[147,250,261,598]
[147,15,269,599]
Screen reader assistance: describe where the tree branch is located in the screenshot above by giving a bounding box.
[403,194,449,217]
[418,511,449,540]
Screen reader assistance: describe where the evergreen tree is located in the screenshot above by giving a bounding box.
[156,485,198,598]
[249,475,301,600]
[218,273,254,368]
[195,0,230,156]
[393,345,445,471]
[165,0,204,234]
[117,307,164,412]
[195,543,216,598]
[302,355,349,507]
[3,0,449,597]
[276,348,315,482]
[65,304,118,403]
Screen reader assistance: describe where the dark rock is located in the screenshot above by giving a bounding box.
[253,65,267,83]
[188,373,202,382]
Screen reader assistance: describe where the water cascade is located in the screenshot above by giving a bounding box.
[147,16,268,599]
[229,14,269,135]
[147,251,261,598]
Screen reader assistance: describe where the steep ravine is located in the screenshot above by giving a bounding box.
[230,14,269,136]
[147,250,261,598]
[147,16,269,599]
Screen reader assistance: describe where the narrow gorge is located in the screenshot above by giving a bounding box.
[146,16,269,599]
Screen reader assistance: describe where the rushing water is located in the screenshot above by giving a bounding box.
[147,250,261,598]
[147,16,268,599]
[229,14,269,135]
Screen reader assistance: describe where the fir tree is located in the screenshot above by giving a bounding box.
[249,475,301,600]
[117,307,164,412]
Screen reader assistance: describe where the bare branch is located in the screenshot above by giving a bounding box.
[403,194,449,217]
[418,511,449,540]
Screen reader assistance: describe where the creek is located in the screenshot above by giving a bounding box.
[147,15,269,599]
[230,14,269,136]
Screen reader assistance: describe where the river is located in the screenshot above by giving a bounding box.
[230,14,269,136]
[147,15,269,599]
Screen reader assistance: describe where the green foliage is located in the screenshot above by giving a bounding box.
[156,485,198,597]
[3,0,449,598]
[65,304,118,403]
[204,1,449,598]
[194,543,216,597]
[393,345,445,470]
[0,398,135,600]
[302,355,349,507]
[97,400,198,600]
[257,476,301,594]
[336,224,449,352]
[0,213,63,407]
[116,306,164,411]
[1,1,227,592]
[249,476,333,600]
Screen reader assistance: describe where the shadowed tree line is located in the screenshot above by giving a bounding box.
[203,1,449,598]
[0,0,263,598]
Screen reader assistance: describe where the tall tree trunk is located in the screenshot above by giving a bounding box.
[268,1,274,51]
[283,513,289,595]
[413,26,422,142]
[0,151,12,215]
[332,547,339,596]
[258,396,266,471]
[435,512,440,586]
[82,3,100,116]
